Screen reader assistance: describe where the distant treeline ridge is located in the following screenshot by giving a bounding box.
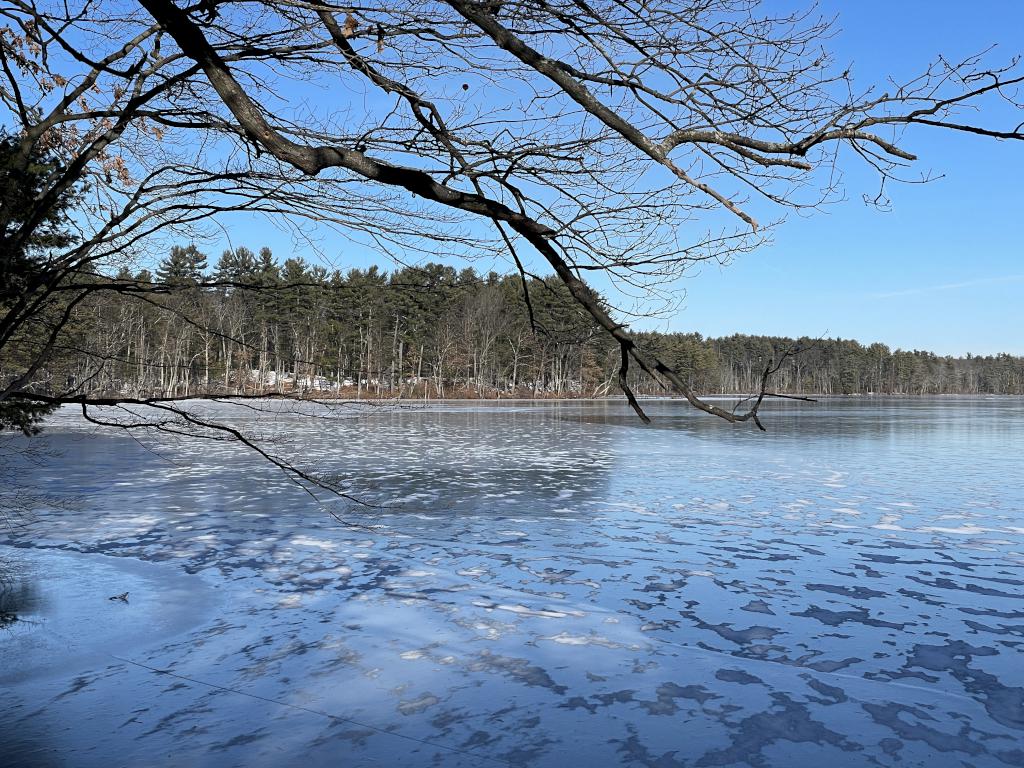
[12,249,1024,399]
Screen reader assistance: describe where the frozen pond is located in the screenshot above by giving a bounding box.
[2,397,1023,767]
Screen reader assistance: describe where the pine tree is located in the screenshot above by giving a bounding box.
[156,244,208,284]
[0,136,81,432]
[256,247,279,285]
[214,247,258,282]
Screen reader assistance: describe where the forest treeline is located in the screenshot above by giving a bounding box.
[15,247,1024,400]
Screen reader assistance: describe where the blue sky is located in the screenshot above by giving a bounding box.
[663,2,1024,355]
[216,2,1023,356]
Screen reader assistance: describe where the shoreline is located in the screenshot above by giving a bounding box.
[49,392,1024,409]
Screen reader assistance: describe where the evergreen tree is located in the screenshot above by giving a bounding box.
[214,247,258,283]
[156,245,208,284]
[0,136,82,432]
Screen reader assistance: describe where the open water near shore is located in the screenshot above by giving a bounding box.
[1,397,1023,767]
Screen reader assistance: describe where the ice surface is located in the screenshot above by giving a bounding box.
[1,397,1023,767]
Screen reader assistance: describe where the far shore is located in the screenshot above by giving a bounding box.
[57,391,1022,406]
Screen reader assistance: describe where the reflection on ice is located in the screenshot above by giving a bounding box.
[1,397,1023,767]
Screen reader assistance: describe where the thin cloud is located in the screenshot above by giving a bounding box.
[873,274,1024,299]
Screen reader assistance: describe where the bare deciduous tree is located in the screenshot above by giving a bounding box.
[1,0,1021,462]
